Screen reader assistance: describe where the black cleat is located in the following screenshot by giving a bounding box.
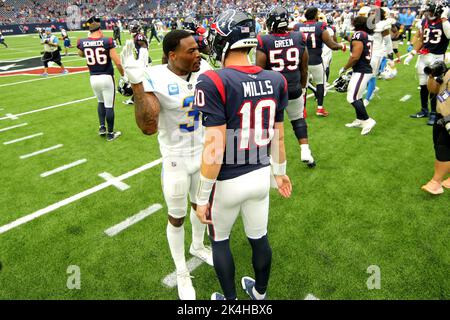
[307,161,316,168]
[427,113,436,126]
[409,111,428,118]
[98,126,107,137]
[107,131,122,141]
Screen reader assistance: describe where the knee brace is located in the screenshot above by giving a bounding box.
[291,118,308,140]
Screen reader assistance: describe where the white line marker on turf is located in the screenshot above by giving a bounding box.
[5,113,19,120]
[400,95,412,102]
[0,70,90,88]
[0,97,96,121]
[104,204,163,237]
[3,132,43,145]
[162,257,204,288]
[305,294,320,300]
[40,159,87,178]
[0,123,28,132]
[0,158,163,235]
[19,144,63,159]
[98,172,131,191]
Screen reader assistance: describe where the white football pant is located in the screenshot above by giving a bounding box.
[208,166,271,242]
[90,74,115,108]
[162,154,201,219]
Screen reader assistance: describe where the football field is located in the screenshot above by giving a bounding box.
[0,31,448,300]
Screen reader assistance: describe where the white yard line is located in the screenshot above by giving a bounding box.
[40,159,87,178]
[0,158,163,235]
[400,95,412,102]
[0,70,89,87]
[0,123,28,132]
[19,144,63,159]
[104,204,163,237]
[3,132,43,145]
[98,172,131,191]
[162,257,205,288]
[0,97,96,121]
[4,113,19,120]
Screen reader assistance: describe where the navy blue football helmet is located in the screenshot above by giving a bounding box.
[183,17,198,34]
[266,6,289,33]
[423,0,448,19]
[208,9,258,63]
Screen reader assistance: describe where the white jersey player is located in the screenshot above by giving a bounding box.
[359,7,393,105]
[121,31,213,300]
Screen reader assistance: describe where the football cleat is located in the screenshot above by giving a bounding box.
[107,131,122,141]
[300,148,316,168]
[410,111,428,118]
[361,118,376,135]
[241,276,265,300]
[176,271,196,300]
[41,72,48,77]
[421,180,444,195]
[427,113,437,126]
[61,69,69,74]
[98,126,106,136]
[345,119,363,128]
[211,292,226,300]
[189,245,213,266]
[316,108,329,117]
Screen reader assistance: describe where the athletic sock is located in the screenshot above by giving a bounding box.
[211,238,236,300]
[420,85,429,114]
[366,77,376,101]
[167,222,188,273]
[248,236,272,296]
[190,207,206,250]
[351,100,369,120]
[316,84,325,106]
[105,108,115,133]
[97,103,106,127]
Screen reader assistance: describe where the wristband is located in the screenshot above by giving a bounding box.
[196,174,216,206]
[410,50,417,56]
[271,160,287,176]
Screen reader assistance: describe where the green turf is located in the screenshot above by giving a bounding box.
[0,32,449,300]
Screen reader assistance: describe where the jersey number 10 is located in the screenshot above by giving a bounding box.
[239,99,276,149]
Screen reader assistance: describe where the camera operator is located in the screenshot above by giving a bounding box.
[40,27,68,77]
[421,60,450,195]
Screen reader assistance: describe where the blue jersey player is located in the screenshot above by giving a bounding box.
[339,16,377,136]
[194,9,292,301]
[256,5,316,168]
[77,17,124,141]
[294,7,346,117]
[405,0,450,125]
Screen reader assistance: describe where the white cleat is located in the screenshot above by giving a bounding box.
[300,148,316,168]
[361,118,376,135]
[345,119,363,128]
[176,271,196,300]
[189,245,214,266]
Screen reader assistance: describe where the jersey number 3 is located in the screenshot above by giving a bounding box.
[180,96,199,133]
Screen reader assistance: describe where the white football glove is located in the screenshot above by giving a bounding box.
[339,67,347,76]
[120,40,148,84]
[441,6,449,19]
